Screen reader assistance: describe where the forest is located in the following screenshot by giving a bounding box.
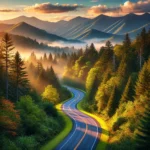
[0,33,71,149]
[0,27,150,150]
[63,28,150,149]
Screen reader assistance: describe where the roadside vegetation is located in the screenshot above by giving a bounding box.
[0,33,71,149]
[41,95,73,150]
[63,28,150,149]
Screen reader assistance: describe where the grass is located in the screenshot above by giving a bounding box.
[76,89,109,150]
[41,87,109,150]
[40,94,74,150]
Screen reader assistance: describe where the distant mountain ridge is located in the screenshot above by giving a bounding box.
[0,13,150,42]
[7,22,81,43]
[74,29,124,42]
[0,32,76,53]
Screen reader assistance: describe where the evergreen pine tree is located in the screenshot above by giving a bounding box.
[135,58,150,99]
[107,86,118,117]
[1,33,14,99]
[87,75,99,104]
[48,53,53,62]
[123,33,131,51]
[48,66,61,90]
[120,76,132,103]
[11,52,29,101]
[135,105,150,150]
[43,53,47,63]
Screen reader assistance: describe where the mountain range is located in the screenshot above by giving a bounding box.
[0,13,150,44]
[0,32,76,54]
[7,22,80,43]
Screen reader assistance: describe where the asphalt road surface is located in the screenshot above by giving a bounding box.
[56,87,101,150]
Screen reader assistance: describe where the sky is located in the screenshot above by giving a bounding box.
[0,0,149,22]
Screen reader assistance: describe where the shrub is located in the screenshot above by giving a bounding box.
[0,136,19,150]
[42,85,59,104]
[0,99,20,136]
[16,136,38,150]
[17,96,49,136]
[108,136,135,150]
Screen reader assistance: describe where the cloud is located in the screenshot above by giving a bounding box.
[0,9,20,12]
[88,5,119,15]
[88,0,150,16]
[25,2,83,13]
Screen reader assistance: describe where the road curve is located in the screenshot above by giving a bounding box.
[56,87,101,150]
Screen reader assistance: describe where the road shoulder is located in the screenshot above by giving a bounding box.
[40,95,73,150]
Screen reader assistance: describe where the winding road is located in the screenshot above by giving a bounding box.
[56,87,101,150]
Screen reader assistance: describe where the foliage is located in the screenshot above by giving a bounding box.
[42,85,60,104]
[112,117,127,131]
[63,29,150,150]
[0,99,20,136]
[16,136,38,150]
[11,51,29,101]
[1,33,14,99]
[135,58,150,99]
[17,95,64,146]
[0,33,71,150]
[135,105,150,150]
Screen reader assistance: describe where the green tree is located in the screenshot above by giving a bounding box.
[86,68,99,98]
[84,43,98,64]
[135,58,150,99]
[12,51,29,101]
[117,56,127,78]
[17,95,49,136]
[135,106,150,150]
[47,66,61,90]
[120,76,133,103]
[123,33,131,51]
[106,86,118,117]
[1,33,14,99]
[42,85,59,104]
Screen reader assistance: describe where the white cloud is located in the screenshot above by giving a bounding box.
[88,0,150,16]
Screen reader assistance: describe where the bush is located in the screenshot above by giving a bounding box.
[107,136,135,150]
[112,117,127,131]
[17,96,49,136]
[16,95,65,146]
[0,136,19,150]
[41,85,59,104]
[0,99,20,136]
[16,136,38,150]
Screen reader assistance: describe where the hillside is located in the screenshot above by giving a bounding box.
[8,22,80,43]
[0,23,13,32]
[63,30,150,150]
[74,29,124,42]
[0,32,76,54]
[2,13,150,42]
